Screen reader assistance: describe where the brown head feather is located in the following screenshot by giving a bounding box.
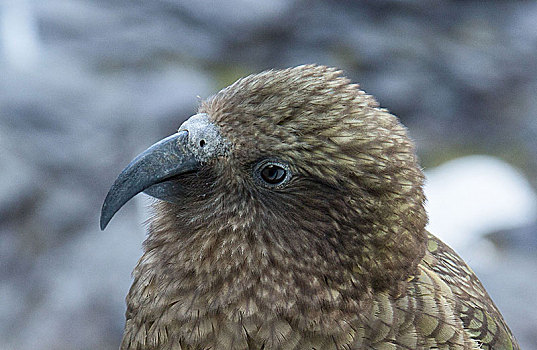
[143,65,426,317]
[123,65,432,349]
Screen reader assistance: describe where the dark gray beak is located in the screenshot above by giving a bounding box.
[100,113,228,230]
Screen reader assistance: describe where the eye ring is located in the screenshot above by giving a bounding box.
[253,159,292,188]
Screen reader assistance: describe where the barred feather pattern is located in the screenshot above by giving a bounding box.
[118,65,519,350]
[121,232,518,350]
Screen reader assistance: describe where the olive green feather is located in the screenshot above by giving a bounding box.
[104,65,519,350]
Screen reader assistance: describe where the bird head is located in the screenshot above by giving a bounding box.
[101,65,427,301]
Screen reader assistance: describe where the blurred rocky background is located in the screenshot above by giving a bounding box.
[1,0,536,349]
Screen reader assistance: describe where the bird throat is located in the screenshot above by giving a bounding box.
[126,196,426,343]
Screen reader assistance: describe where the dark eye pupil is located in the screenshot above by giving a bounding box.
[261,164,286,184]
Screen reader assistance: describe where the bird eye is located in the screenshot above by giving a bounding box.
[261,164,286,184]
[254,159,291,188]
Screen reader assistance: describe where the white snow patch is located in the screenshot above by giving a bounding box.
[424,155,537,268]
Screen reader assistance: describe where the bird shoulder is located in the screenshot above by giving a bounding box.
[414,233,519,350]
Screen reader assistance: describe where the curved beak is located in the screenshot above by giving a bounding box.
[100,113,229,230]
[100,131,199,230]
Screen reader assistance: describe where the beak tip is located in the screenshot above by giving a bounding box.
[99,198,114,231]
[99,210,110,231]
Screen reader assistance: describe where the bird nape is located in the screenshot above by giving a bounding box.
[101,65,519,350]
